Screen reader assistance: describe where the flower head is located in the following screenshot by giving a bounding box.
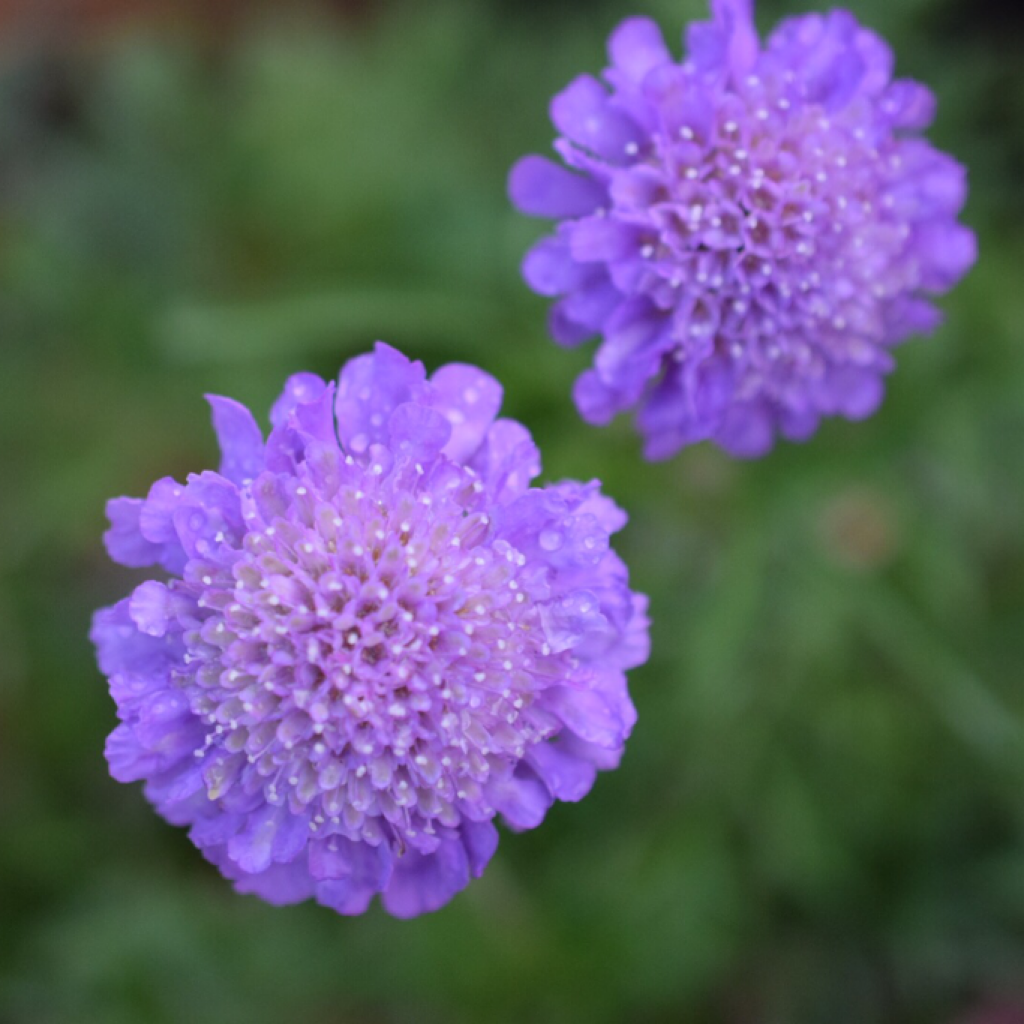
[92,344,648,917]
[510,0,976,458]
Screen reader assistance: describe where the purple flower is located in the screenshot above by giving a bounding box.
[509,0,976,458]
[92,343,648,918]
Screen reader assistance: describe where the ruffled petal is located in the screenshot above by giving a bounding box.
[886,142,967,220]
[823,366,886,420]
[711,0,759,78]
[551,75,643,162]
[206,395,264,485]
[509,155,606,218]
[103,498,166,569]
[881,79,935,130]
[171,473,243,560]
[539,590,612,654]
[309,838,392,915]
[549,301,598,347]
[607,16,672,84]
[269,373,328,429]
[467,418,542,501]
[335,342,428,456]
[105,722,171,783]
[882,295,942,344]
[914,222,978,292]
[430,364,504,464]
[91,600,181,679]
[387,401,452,462]
[230,858,318,906]
[556,279,620,335]
[265,383,338,473]
[189,811,247,850]
[526,741,597,803]
[570,215,640,263]
[315,878,377,916]
[228,805,296,875]
[523,236,583,297]
[573,368,641,426]
[128,580,180,638]
[543,674,632,750]
[381,839,471,919]
[767,12,867,111]
[487,770,553,831]
[715,400,776,458]
[460,820,499,877]
[594,300,674,393]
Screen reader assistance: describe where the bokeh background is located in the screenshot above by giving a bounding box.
[1,0,1023,1021]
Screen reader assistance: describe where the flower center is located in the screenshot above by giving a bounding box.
[176,453,561,849]
[625,72,913,384]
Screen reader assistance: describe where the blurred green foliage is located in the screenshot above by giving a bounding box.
[2,1,1024,1021]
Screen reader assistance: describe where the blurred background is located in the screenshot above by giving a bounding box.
[1,0,1023,1021]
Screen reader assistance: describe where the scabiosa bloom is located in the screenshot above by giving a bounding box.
[509,0,976,458]
[91,344,648,918]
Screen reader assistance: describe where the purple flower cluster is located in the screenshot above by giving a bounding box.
[92,344,648,917]
[510,0,976,458]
